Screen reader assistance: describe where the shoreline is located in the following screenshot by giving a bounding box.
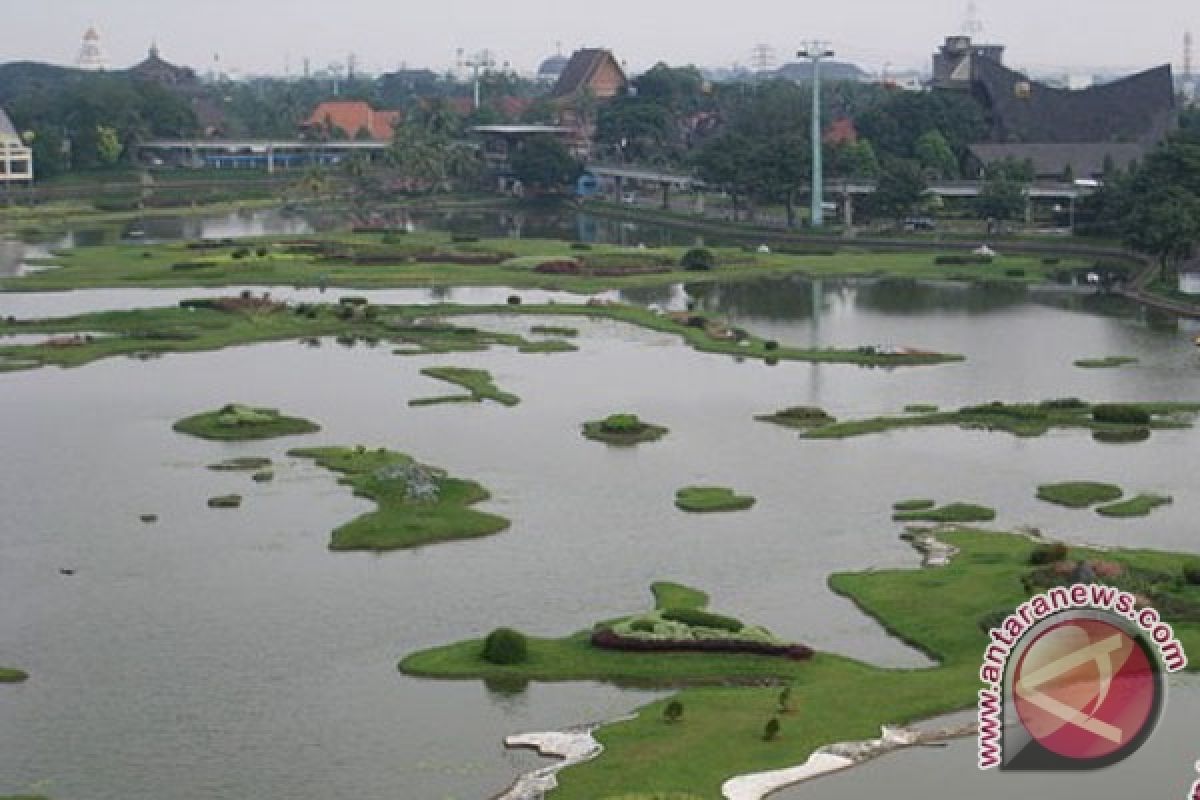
[494,719,632,800]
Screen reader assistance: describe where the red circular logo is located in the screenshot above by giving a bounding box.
[1012,617,1159,761]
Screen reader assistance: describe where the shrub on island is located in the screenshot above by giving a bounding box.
[680,248,715,271]
[482,628,529,665]
[590,627,813,660]
[582,413,668,445]
[1093,404,1151,426]
[174,404,320,441]
[756,406,836,429]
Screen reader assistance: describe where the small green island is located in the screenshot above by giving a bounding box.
[891,502,996,523]
[754,406,836,429]
[208,456,272,471]
[207,494,243,509]
[1074,356,1139,369]
[582,413,669,445]
[409,366,520,407]
[675,486,757,513]
[1036,481,1124,508]
[290,446,510,550]
[0,667,29,683]
[174,404,319,441]
[797,399,1200,440]
[1096,493,1174,518]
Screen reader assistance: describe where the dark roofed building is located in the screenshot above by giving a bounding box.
[968,142,1144,180]
[537,53,570,84]
[128,44,198,88]
[549,48,627,101]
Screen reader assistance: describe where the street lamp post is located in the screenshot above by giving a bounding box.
[797,41,834,227]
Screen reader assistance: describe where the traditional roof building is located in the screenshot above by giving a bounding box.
[300,101,402,141]
[933,35,1176,179]
[549,49,627,101]
[129,44,198,87]
[0,108,33,184]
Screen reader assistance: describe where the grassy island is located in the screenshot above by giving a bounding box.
[0,667,28,683]
[290,446,509,551]
[798,399,1200,440]
[400,528,1200,798]
[1097,493,1173,518]
[892,498,936,512]
[754,406,836,429]
[530,325,579,337]
[891,502,996,523]
[0,300,963,372]
[1074,356,1139,369]
[582,413,669,446]
[1036,481,1124,508]
[208,457,272,472]
[207,494,243,509]
[174,404,319,441]
[675,486,757,513]
[409,367,519,407]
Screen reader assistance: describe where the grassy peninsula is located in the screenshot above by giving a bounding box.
[173,404,319,441]
[1036,481,1124,508]
[1096,493,1174,518]
[409,367,520,407]
[0,668,28,683]
[401,528,1200,798]
[290,446,509,551]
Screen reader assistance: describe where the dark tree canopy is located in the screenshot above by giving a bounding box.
[511,136,581,192]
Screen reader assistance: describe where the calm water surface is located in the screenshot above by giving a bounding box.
[2,214,1200,799]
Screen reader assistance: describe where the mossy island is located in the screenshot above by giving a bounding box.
[1036,481,1124,508]
[675,486,756,513]
[754,406,836,429]
[582,413,668,446]
[1097,493,1173,518]
[290,446,509,551]
[174,404,319,441]
[1074,356,1139,369]
[409,366,519,407]
[0,667,28,683]
[892,502,996,523]
[207,494,243,509]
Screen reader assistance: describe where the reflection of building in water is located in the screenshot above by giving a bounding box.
[0,108,33,185]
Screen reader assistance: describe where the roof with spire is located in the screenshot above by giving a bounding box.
[129,44,198,87]
[549,49,627,100]
[0,108,20,141]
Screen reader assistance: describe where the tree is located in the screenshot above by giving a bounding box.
[830,139,880,180]
[595,97,674,163]
[1124,187,1200,278]
[663,700,684,723]
[870,158,926,222]
[914,130,959,180]
[777,686,794,714]
[510,136,580,193]
[977,158,1032,223]
[95,125,123,166]
[763,717,781,741]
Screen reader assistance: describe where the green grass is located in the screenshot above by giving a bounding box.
[1096,493,1173,518]
[1074,356,1139,369]
[409,367,519,407]
[651,582,709,611]
[0,668,28,683]
[582,414,669,446]
[400,528,1200,798]
[892,498,936,512]
[891,503,996,523]
[290,446,510,551]
[1036,481,1124,508]
[0,229,1091,294]
[801,400,1200,440]
[173,403,320,441]
[674,487,756,513]
[753,406,836,429]
[0,301,962,372]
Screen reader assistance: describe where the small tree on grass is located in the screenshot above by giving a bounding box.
[763,717,781,741]
[663,700,684,724]
[777,686,793,714]
[482,627,529,665]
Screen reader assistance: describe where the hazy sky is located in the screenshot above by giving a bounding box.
[8,0,1196,78]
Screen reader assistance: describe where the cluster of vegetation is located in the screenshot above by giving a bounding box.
[1096,494,1174,518]
[892,502,996,524]
[207,494,243,509]
[1036,481,1124,508]
[482,628,529,665]
[409,367,522,407]
[892,498,936,512]
[0,667,28,683]
[674,486,756,513]
[401,531,1200,798]
[173,404,320,441]
[799,399,1200,440]
[208,457,272,472]
[289,446,510,551]
[754,405,836,429]
[582,413,669,446]
[1074,356,1139,369]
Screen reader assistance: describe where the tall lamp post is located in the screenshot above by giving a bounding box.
[797,41,834,227]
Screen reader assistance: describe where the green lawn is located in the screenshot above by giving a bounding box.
[400,529,1200,798]
[1036,481,1124,508]
[173,403,320,441]
[674,487,756,513]
[409,367,520,407]
[290,446,510,551]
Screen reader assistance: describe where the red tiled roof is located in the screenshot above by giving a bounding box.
[302,101,401,140]
[824,117,858,145]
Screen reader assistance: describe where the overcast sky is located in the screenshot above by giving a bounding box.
[7,0,1195,78]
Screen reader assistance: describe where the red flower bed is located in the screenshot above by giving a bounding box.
[590,628,814,661]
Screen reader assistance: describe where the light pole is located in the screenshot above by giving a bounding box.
[797,41,834,227]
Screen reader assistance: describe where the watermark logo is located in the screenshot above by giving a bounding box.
[977,583,1187,771]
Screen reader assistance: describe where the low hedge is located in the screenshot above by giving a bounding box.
[591,627,813,660]
[934,254,993,265]
[1093,404,1152,426]
[661,608,743,632]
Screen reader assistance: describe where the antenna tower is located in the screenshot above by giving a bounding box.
[1185,31,1194,82]
[963,2,984,38]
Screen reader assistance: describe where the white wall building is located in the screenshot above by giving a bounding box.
[0,109,33,185]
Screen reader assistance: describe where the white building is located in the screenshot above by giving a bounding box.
[0,109,32,185]
[77,26,108,71]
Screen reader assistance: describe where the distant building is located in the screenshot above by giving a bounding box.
[129,43,198,88]
[76,26,108,71]
[933,35,1176,179]
[549,48,628,102]
[300,101,402,141]
[537,48,570,84]
[0,108,33,184]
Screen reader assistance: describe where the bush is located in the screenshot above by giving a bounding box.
[1042,257,1061,265]
[680,247,716,271]
[231,247,251,259]
[1030,543,1069,566]
[339,296,369,307]
[451,234,479,243]
[482,627,528,665]
[1184,564,1200,586]
[934,254,993,266]
[763,717,781,741]
[1040,397,1087,410]
[570,242,593,250]
[664,700,683,723]
[763,340,779,352]
[1093,404,1151,425]
[601,414,644,433]
[661,608,743,633]
[507,295,522,306]
[255,246,269,258]
[631,618,657,633]
[1005,268,1026,277]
